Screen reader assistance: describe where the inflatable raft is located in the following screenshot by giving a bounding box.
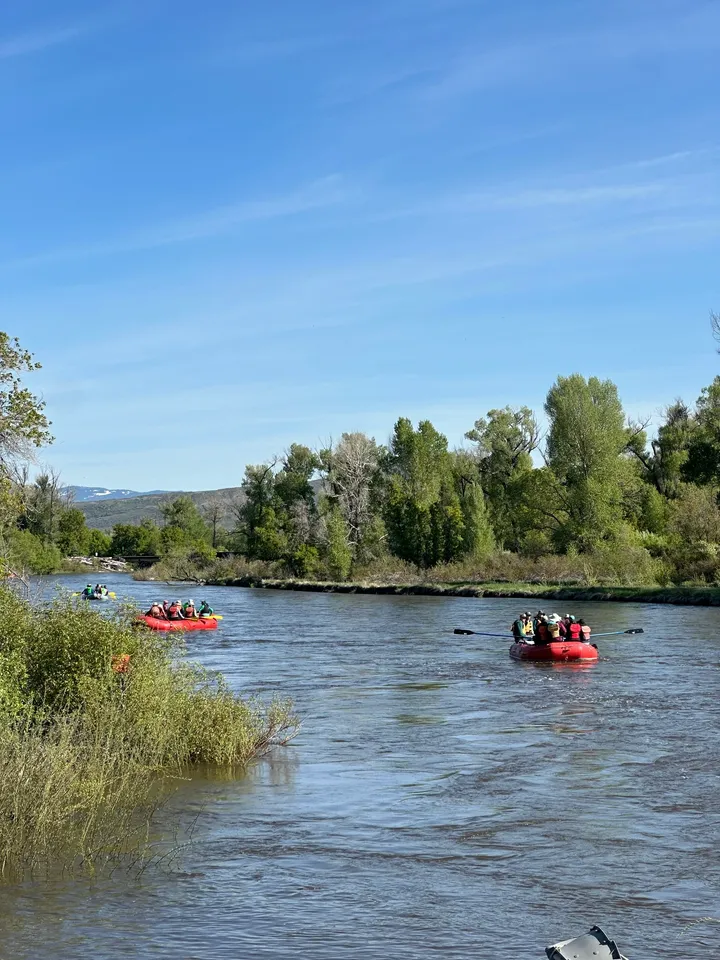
[509,640,598,663]
[138,615,218,632]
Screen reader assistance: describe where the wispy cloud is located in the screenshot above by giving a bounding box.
[1,175,351,270]
[423,3,720,100]
[0,26,84,61]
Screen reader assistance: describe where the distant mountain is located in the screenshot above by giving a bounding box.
[66,486,170,503]
[76,487,244,531]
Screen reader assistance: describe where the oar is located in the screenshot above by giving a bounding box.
[454,627,644,639]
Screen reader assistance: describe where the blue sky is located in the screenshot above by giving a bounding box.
[3,0,719,490]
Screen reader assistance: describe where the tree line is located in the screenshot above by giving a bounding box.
[4,328,720,585]
[101,371,720,585]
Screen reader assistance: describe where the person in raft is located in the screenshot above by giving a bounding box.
[511,615,526,640]
[197,600,213,617]
[82,583,94,598]
[166,599,185,620]
[182,599,197,618]
[578,619,591,641]
[146,601,166,619]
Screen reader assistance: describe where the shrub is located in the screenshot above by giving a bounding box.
[4,530,62,575]
[0,588,298,877]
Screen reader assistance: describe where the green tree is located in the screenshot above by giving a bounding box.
[465,406,538,548]
[160,496,209,543]
[235,464,280,559]
[274,444,320,513]
[110,519,162,557]
[451,452,495,557]
[629,400,695,497]
[56,508,90,556]
[323,506,353,580]
[0,333,53,468]
[382,419,478,567]
[86,528,111,556]
[544,374,630,550]
[683,378,720,485]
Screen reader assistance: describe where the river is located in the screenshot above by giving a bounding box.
[0,573,718,959]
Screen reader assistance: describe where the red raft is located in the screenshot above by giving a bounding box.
[138,615,218,632]
[509,640,598,663]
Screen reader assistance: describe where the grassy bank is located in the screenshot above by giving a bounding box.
[208,575,720,606]
[0,588,297,879]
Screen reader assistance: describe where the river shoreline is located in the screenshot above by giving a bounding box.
[206,576,720,606]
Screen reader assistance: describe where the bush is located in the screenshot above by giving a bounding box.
[4,530,62,575]
[0,589,298,877]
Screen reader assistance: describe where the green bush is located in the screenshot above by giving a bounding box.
[4,530,62,575]
[0,588,298,877]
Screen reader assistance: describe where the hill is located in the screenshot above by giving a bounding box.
[66,486,169,503]
[77,487,244,531]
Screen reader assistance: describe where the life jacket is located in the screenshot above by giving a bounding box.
[523,621,533,636]
[580,624,591,640]
[512,620,525,639]
[167,603,181,617]
[548,621,560,639]
[184,606,196,617]
[569,622,582,640]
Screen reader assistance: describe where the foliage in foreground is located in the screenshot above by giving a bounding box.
[0,589,297,878]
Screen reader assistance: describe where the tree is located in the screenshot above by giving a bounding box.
[668,484,720,544]
[629,400,694,498]
[202,497,225,548]
[465,406,538,548]
[86,528,111,556]
[235,462,280,559]
[683,378,720,485]
[22,470,67,544]
[110,519,162,557]
[322,506,353,580]
[160,496,209,543]
[320,433,382,555]
[382,419,477,567]
[0,333,53,469]
[274,444,320,512]
[56,508,90,556]
[544,374,630,550]
[451,451,495,557]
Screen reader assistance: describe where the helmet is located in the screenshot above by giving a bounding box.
[175,599,181,604]
[187,599,193,604]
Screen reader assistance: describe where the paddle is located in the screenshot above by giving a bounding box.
[454,627,644,638]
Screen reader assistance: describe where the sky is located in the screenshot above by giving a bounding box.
[2,0,719,490]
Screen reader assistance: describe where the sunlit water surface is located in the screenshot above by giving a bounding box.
[1,574,719,959]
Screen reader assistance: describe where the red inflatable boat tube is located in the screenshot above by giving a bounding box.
[509,640,598,663]
[138,615,218,632]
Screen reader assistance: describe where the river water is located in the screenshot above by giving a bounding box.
[0,574,719,959]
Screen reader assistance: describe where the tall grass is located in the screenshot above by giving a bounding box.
[0,588,297,879]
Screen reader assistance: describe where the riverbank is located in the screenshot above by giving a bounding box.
[208,575,720,606]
